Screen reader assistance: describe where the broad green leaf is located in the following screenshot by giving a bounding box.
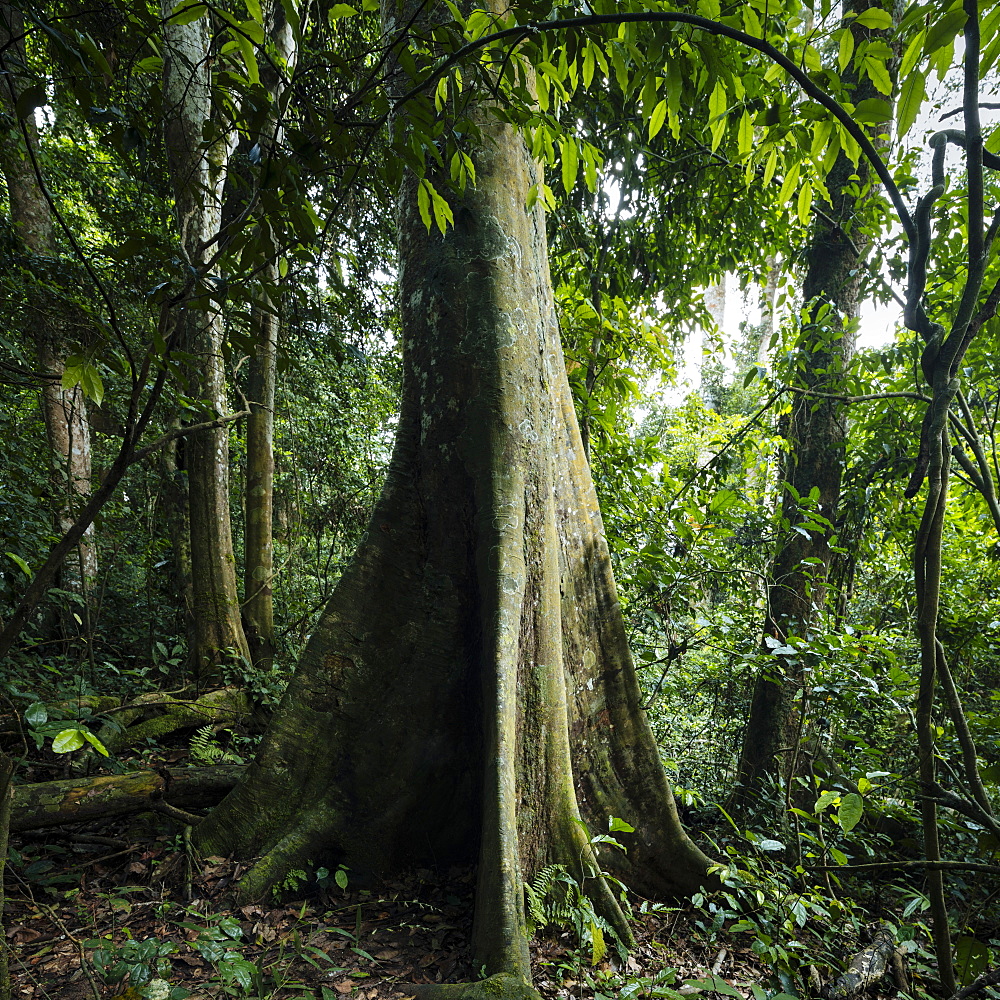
[900,28,925,77]
[648,99,667,141]
[589,921,606,966]
[417,180,432,231]
[560,138,579,193]
[777,160,800,205]
[167,1,208,25]
[838,28,855,73]
[838,791,864,833]
[7,552,31,577]
[810,119,832,160]
[797,180,812,223]
[429,186,454,235]
[924,8,968,56]
[609,816,635,832]
[863,55,893,95]
[762,147,778,186]
[737,111,753,156]
[852,97,892,123]
[82,730,110,756]
[897,70,925,138]
[854,7,892,29]
[25,702,47,726]
[814,789,839,813]
[830,847,849,866]
[52,729,86,753]
[329,3,358,17]
[582,43,595,89]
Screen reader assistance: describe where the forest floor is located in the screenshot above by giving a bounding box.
[5,812,767,1000]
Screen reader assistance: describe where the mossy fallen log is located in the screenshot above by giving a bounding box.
[10,764,244,832]
[821,924,897,1000]
[98,688,250,754]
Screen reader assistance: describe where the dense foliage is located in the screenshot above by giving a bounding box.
[3,0,1000,997]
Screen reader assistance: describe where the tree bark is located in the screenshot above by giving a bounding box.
[197,6,713,990]
[734,0,896,805]
[242,0,300,671]
[0,3,97,621]
[160,1,250,679]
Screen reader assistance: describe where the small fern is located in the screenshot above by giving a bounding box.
[524,863,626,966]
[189,725,243,764]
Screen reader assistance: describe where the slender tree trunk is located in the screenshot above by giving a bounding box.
[160,431,197,655]
[0,3,97,623]
[734,0,896,805]
[242,1,299,671]
[161,2,250,680]
[198,11,713,991]
[244,276,278,670]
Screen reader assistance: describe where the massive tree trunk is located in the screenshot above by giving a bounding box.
[0,3,97,621]
[734,0,897,804]
[161,2,250,679]
[198,13,712,990]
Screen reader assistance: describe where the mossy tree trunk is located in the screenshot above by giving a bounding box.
[734,0,898,806]
[161,2,251,680]
[198,10,712,989]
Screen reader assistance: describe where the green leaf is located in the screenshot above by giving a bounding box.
[429,185,454,235]
[924,8,968,56]
[777,159,800,205]
[815,789,839,813]
[52,729,86,753]
[837,28,855,73]
[648,99,668,141]
[560,138,579,194]
[609,816,635,833]
[167,1,208,25]
[335,868,349,889]
[82,730,110,757]
[796,179,812,224]
[852,97,893,123]
[7,552,32,577]
[854,8,892,29]
[830,847,849,866]
[762,147,778,186]
[838,792,864,833]
[863,55,893,95]
[589,921,606,966]
[329,3,358,17]
[737,111,753,156]
[25,702,47,726]
[417,180,432,232]
[896,70,925,138]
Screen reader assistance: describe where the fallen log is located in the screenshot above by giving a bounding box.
[10,764,244,833]
[821,924,897,999]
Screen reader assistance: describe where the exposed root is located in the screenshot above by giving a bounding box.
[406,972,542,1000]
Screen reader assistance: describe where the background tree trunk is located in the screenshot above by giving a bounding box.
[0,3,97,628]
[161,1,250,680]
[242,0,300,671]
[734,0,897,805]
[198,11,713,988]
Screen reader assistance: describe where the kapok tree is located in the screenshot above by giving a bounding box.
[196,3,713,993]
